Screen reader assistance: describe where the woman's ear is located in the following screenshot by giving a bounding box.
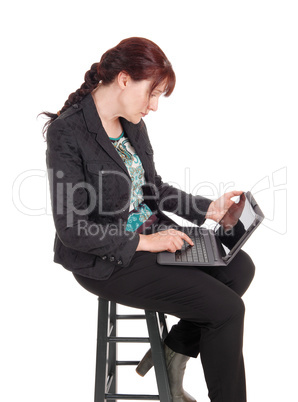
[117,71,131,89]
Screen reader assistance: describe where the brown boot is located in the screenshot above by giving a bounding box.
[136,345,196,402]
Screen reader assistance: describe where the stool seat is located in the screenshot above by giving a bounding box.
[94,298,172,402]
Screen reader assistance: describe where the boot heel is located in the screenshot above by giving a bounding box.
[136,349,153,376]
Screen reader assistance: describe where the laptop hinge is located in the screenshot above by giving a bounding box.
[222,254,231,262]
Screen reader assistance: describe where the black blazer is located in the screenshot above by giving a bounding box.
[46,94,212,279]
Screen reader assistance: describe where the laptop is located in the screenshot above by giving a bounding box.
[157,191,264,267]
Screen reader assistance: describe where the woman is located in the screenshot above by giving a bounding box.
[43,37,255,402]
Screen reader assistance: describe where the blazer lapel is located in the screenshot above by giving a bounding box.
[82,94,154,182]
[120,118,155,183]
[81,94,129,175]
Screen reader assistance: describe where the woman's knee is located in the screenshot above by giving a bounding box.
[204,287,245,330]
[239,250,255,285]
[229,250,255,296]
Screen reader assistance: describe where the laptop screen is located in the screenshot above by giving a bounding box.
[217,192,264,260]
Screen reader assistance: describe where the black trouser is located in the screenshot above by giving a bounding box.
[74,247,255,402]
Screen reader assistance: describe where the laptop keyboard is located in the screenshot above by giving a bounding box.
[175,231,209,263]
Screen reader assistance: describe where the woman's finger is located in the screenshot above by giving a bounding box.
[225,191,244,201]
[177,231,194,246]
[166,229,194,247]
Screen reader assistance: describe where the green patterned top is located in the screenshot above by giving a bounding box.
[110,132,153,232]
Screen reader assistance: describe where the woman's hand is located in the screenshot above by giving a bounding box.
[219,192,246,230]
[136,229,194,253]
[206,191,244,224]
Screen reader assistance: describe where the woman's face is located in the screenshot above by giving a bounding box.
[119,75,166,124]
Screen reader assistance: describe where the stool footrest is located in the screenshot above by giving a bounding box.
[116,360,140,366]
[117,315,146,320]
[108,337,149,343]
[105,393,159,400]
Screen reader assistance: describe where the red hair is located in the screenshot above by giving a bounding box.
[98,37,175,96]
[40,37,175,135]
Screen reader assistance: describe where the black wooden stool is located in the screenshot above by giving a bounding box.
[94,297,172,402]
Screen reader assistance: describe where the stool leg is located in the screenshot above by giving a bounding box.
[107,301,117,402]
[158,312,169,341]
[95,298,109,402]
[145,310,172,402]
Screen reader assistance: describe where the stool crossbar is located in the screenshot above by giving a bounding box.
[94,298,172,402]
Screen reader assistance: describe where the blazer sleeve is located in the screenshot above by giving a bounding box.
[215,220,246,250]
[46,119,139,267]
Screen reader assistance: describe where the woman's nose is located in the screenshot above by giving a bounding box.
[149,97,159,112]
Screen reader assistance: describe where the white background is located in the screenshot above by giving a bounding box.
[2,1,297,401]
